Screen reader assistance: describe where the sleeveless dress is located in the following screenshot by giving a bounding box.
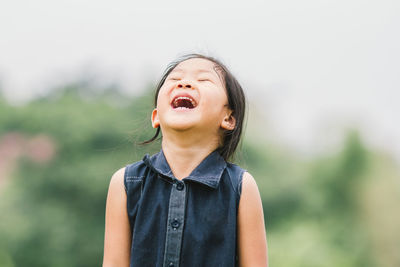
[124,149,245,267]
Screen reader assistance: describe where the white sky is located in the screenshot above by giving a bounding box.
[0,0,399,160]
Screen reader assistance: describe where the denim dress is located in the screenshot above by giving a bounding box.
[124,149,245,267]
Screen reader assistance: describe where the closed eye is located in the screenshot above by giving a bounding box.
[198,79,212,82]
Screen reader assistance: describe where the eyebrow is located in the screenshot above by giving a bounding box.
[171,68,216,75]
[170,66,225,85]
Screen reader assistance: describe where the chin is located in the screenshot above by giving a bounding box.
[169,123,196,132]
[159,118,193,131]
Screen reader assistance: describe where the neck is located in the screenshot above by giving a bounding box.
[161,129,220,180]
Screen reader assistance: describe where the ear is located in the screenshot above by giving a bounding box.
[151,108,160,128]
[221,111,236,131]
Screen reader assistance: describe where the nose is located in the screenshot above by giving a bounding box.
[177,81,192,89]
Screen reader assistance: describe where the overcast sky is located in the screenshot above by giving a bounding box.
[1,0,399,160]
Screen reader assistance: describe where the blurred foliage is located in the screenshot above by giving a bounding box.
[0,83,399,267]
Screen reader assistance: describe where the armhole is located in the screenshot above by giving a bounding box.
[228,166,246,213]
[237,169,245,198]
[123,164,129,194]
[226,164,246,200]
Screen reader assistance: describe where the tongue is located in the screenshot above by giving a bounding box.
[175,99,193,109]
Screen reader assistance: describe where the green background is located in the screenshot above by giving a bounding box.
[0,83,399,267]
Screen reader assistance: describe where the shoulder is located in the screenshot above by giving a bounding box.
[238,171,264,224]
[124,159,149,178]
[238,171,263,210]
[121,159,151,194]
[108,159,147,190]
[108,166,126,193]
[241,172,260,197]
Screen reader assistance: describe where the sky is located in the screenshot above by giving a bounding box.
[0,0,399,160]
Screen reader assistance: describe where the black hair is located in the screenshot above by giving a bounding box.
[141,53,246,161]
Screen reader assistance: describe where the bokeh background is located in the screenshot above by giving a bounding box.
[1,0,399,266]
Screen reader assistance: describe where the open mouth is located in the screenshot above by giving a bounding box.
[171,95,197,109]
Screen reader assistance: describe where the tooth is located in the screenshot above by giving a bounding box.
[172,96,197,108]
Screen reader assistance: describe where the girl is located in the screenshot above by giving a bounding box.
[103,54,268,267]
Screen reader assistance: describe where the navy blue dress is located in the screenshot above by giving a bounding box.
[124,149,245,267]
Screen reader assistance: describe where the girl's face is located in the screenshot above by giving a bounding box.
[152,58,235,135]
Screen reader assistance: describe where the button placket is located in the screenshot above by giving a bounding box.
[163,181,186,267]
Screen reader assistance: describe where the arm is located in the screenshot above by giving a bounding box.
[103,167,131,267]
[237,172,268,267]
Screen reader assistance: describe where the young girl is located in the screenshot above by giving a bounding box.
[103,54,268,267]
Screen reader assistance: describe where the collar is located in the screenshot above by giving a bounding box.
[143,149,227,189]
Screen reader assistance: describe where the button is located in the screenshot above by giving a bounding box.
[171,218,180,229]
[176,182,184,191]
[168,262,174,267]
